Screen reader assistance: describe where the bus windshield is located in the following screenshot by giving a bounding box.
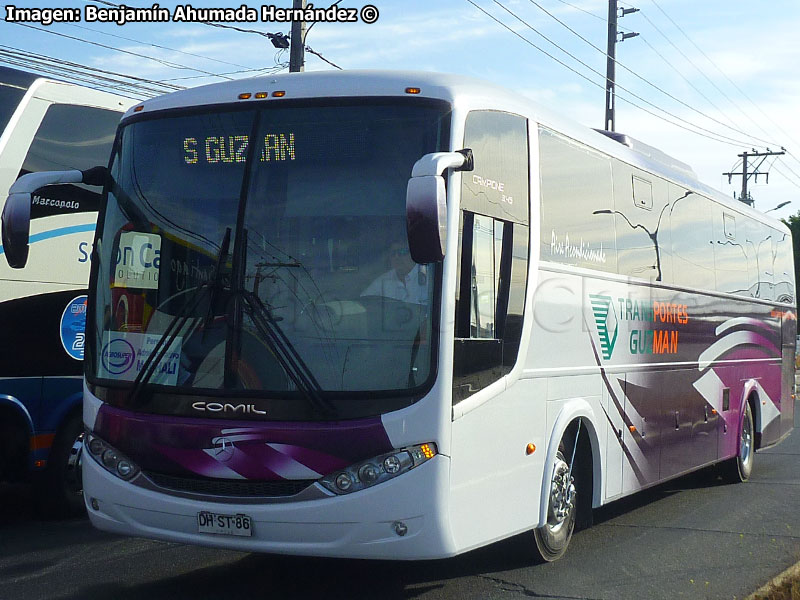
[88,99,451,407]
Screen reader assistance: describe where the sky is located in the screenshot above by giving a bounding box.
[2,0,799,220]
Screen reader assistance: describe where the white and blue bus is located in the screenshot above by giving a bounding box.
[3,71,795,557]
[0,66,132,515]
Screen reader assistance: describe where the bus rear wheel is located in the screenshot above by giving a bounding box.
[723,401,754,483]
[533,449,576,562]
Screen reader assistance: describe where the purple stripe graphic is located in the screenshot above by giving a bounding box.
[94,405,392,481]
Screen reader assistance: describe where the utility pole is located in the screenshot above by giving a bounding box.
[289,0,306,73]
[604,1,639,132]
[722,149,786,207]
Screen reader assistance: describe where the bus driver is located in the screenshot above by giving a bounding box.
[361,240,428,305]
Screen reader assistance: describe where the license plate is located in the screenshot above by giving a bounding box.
[197,511,253,537]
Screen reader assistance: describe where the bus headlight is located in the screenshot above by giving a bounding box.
[320,443,437,495]
[85,433,140,481]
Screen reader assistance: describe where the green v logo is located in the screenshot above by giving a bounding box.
[589,294,618,360]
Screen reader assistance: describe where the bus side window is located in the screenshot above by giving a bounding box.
[453,109,530,404]
[20,103,121,219]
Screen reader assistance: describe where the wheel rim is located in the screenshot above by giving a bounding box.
[740,408,753,468]
[65,432,84,495]
[546,456,576,534]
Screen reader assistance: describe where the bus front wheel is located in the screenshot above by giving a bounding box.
[35,412,85,518]
[533,449,576,562]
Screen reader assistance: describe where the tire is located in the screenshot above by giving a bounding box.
[533,448,577,562]
[34,412,85,518]
[722,401,755,483]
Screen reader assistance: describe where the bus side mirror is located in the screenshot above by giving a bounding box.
[1,167,107,269]
[1,192,31,268]
[406,149,472,264]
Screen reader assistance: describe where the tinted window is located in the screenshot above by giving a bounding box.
[461,110,529,224]
[454,111,530,403]
[713,209,752,295]
[0,82,26,137]
[745,220,775,300]
[613,164,671,282]
[773,230,795,304]
[539,127,616,273]
[669,189,715,289]
[21,104,121,218]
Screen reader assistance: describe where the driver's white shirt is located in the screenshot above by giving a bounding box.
[361,265,427,304]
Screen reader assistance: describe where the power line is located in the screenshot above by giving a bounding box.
[83,0,289,47]
[463,0,753,148]
[637,36,739,130]
[84,0,338,74]
[10,22,235,80]
[525,0,779,148]
[304,0,344,42]
[305,46,342,69]
[636,8,790,156]
[775,157,800,188]
[551,0,605,21]
[485,0,767,148]
[155,64,287,83]
[648,0,790,140]
[0,45,184,98]
[641,0,800,178]
[65,22,256,71]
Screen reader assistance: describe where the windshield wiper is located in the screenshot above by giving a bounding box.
[240,289,338,417]
[129,230,231,406]
[127,283,209,406]
[203,227,231,337]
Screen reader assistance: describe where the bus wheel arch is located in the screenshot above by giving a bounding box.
[0,399,33,481]
[533,405,599,561]
[722,392,757,483]
[740,381,763,449]
[749,392,762,450]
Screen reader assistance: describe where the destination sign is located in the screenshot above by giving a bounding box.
[183,133,296,165]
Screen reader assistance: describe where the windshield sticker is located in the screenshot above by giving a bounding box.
[99,331,181,386]
[116,231,161,289]
[60,295,87,361]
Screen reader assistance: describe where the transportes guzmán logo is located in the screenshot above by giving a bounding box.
[589,294,618,360]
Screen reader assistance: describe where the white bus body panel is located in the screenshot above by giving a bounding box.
[83,439,456,560]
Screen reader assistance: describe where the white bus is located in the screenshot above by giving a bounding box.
[3,71,794,557]
[0,66,133,515]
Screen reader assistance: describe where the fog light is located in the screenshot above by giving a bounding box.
[335,473,352,491]
[101,449,119,469]
[393,521,408,536]
[90,497,99,511]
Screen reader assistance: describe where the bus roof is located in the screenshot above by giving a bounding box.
[123,69,790,234]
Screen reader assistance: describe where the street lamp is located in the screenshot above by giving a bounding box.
[765,201,791,213]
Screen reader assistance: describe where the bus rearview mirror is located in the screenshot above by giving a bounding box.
[1,192,31,269]
[406,150,473,264]
[1,167,106,269]
[406,176,447,263]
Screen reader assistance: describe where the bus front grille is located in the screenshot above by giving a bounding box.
[144,472,316,498]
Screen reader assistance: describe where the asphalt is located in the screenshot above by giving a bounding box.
[1,409,799,600]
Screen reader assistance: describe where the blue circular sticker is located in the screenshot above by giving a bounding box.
[60,295,87,361]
